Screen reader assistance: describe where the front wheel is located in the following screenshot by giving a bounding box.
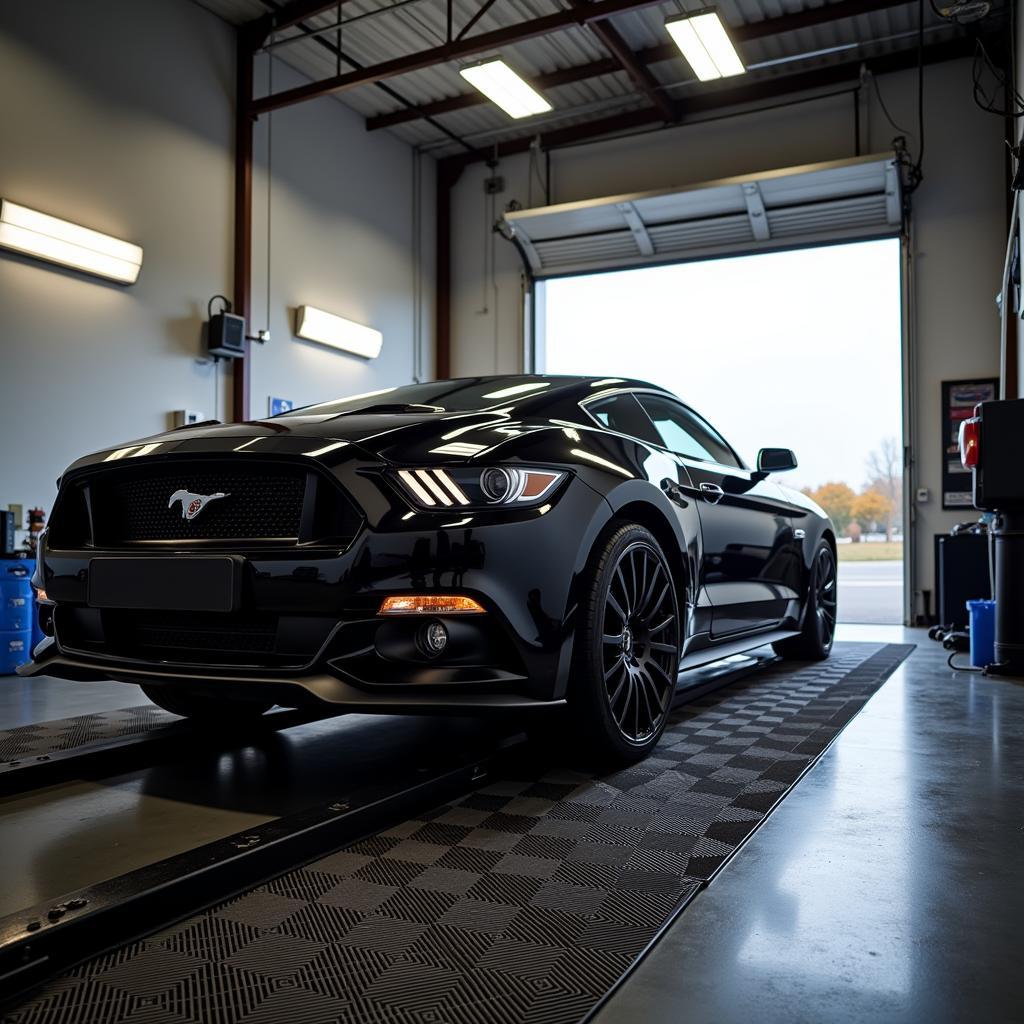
[141,685,274,722]
[566,523,682,766]
[772,540,837,660]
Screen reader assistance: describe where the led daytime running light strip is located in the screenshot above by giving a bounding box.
[397,469,470,507]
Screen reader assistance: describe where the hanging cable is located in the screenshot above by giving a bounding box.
[871,71,912,137]
[265,42,274,341]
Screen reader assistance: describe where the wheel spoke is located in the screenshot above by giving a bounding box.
[636,566,664,619]
[616,678,634,728]
[636,673,655,735]
[606,590,628,625]
[648,640,677,654]
[649,615,675,635]
[642,666,670,713]
[602,632,624,647]
[604,657,624,681]
[615,563,633,613]
[608,665,628,707]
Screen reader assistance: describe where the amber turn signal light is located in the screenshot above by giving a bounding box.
[379,595,485,615]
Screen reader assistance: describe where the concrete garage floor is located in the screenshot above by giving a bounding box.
[2,627,1022,1023]
[594,625,1024,1024]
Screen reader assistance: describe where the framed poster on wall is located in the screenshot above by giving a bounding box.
[941,377,998,509]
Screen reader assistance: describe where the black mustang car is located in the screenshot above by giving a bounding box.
[23,375,836,763]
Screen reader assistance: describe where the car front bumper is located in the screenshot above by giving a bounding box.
[26,476,611,709]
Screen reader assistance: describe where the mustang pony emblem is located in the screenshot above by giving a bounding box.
[168,489,229,521]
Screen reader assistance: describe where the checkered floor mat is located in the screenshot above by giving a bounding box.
[6,642,912,1024]
[0,705,178,763]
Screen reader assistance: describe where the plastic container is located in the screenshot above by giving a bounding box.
[967,598,996,669]
[1,558,34,674]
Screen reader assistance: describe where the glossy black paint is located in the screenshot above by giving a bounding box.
[23,375,834,710]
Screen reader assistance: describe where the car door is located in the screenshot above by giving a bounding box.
[635,394,796,637]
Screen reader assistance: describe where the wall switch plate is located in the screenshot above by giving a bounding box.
[173,410,205,428]
[916,487,930,503]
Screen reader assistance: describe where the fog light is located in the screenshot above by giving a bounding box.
[421,620,448,657]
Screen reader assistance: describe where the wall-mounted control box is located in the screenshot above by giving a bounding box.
[173,410,206,428]
[208,312,246,358]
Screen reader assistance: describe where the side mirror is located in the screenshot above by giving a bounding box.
[757,447,798,474]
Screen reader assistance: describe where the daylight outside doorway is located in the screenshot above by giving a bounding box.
[538,238,904,624]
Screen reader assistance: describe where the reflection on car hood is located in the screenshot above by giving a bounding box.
[64,409,564,474]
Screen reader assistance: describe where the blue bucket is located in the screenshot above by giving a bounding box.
[967,599,996,669]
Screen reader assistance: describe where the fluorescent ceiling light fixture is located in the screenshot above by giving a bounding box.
[0,200,143,284]
[295,305,383,359]
[459,60,552,119]
[666,11,745,81]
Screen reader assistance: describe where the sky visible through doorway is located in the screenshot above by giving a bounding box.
[542,238,903,496]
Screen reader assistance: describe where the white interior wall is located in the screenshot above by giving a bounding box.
[249,58,435,420]
[448,58,1007,613]
[0,0,433,520]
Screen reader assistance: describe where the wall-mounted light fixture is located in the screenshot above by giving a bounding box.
[665,11,745,82]
[0,200,143,284]
[459,59,552,119]
[295,305,383,359]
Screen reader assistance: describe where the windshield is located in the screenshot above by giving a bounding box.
[276,377,568,417]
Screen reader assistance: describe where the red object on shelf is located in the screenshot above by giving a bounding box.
[958,408,981,469]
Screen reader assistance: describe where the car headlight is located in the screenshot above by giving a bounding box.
[395,467,566,509]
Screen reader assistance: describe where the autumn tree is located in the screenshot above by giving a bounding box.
[852,489,893,533]
[865,437,901,540]
[809,482,857,535]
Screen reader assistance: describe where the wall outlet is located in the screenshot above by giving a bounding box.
[916,487,930,503]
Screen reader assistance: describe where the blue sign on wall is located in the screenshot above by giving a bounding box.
[269,397,294,416]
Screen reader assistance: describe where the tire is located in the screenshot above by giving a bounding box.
[772,540,837,661]
[141,684,273,722]
[564,522,682,767]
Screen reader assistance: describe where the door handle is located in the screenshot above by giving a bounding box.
[699,482,725,504]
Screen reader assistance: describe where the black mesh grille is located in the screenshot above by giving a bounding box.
[127,613,277,657]
[56,607,338,668]
[58,608,279,664]
[90,465,306,543]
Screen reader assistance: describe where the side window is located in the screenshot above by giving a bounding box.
[586,393,661,445]
[637,395,741,468]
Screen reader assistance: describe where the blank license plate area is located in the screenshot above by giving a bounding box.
[88,557,241,612]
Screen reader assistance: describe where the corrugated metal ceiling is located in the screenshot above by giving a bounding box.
[193,0,973,156]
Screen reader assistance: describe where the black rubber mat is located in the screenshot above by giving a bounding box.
[6,642,912,1024]
[0,705,177,763]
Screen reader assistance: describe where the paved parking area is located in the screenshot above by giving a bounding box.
[838,560,903,625]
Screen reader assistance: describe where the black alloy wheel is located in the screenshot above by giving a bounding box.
[601,541,680,745]
[772,538,837,661]
[813,543,838,648]
[562,523,682,766]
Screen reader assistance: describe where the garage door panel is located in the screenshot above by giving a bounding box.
[503,153,901,278]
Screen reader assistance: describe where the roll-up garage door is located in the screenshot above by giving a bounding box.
[501,153,902,279]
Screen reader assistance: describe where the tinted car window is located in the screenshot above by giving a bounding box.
[637,395,741,468]
[587,393,661,445]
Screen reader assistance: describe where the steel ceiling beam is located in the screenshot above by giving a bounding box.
[250,0,672,114]
[366,0,913,132]
[252,0,354,44]
[566,0,678,123]
[440,33,979,169]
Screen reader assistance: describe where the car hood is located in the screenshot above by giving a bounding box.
[62,409,558,475]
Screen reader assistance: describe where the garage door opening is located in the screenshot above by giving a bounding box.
[538,237,904,625]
